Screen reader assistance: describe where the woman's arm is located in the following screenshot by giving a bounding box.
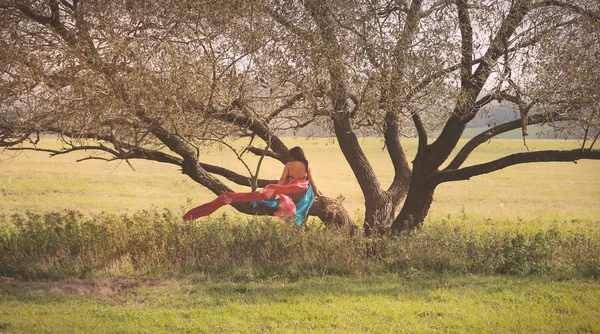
[278,164,290,185]
[307,167,323,197]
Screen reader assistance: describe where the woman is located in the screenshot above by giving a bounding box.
[183,146,322,225]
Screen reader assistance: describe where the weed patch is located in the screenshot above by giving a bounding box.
[1,210,599,280]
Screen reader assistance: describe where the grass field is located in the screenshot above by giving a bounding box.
[1,135,599,223]
[1,275,600,333]
[1,135,600,333]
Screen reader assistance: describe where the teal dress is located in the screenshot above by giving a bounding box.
[252,184,315,226]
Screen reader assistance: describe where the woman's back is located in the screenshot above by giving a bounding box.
[286,161,307,179]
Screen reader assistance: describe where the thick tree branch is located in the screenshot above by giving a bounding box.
[304,0,383,202]
[133,110,237,197]
[213,106,291,163]
[425,0,532,171]
[456,0,473,91]
[379,0,423,198]
[49,0,61,26]
[471,0,532,91]
[244,145,285,163]
[473,91,504,110]
[439,149,600,183]
[412,112,428,155]
[13,2,52,25]
[60,0,74,11]
[384,112,411,197]
[199,162,278,188]
[445,113,573,170]
[590,131,600,150]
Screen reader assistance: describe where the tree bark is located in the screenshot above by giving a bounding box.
[311,197,357,232]
[364,192,395,236]
[391,169,438,233]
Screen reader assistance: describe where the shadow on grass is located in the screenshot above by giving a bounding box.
[1,274,595,307]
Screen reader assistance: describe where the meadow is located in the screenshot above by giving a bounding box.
[1,135,600,333]
[1,135,599,222]
[1,275,599,333]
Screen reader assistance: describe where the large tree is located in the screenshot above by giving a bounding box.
[248,0,600,234]
[1,0,599,235]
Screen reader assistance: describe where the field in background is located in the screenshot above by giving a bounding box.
[1,135,599,224]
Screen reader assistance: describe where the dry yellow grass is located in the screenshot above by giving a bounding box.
[1,136,599,223]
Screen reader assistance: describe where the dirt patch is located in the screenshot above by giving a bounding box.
[0,276,158,296]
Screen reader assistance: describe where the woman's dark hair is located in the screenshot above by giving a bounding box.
[289,146,309,170]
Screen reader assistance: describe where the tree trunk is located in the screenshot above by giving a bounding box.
[364,192,396,236]
[391,171,437,233]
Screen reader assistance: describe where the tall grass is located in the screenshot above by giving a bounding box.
[1,210,598,280]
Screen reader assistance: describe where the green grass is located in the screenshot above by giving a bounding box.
[1,275,599,333]
[1,135,599,223]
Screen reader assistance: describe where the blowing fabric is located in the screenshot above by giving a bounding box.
[252,183,315,226]
[183,177,314,224]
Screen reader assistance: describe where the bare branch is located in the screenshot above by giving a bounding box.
[533,1,600,22]
[199,162,278,188]
[213,106,291,162]
[76,156,114,163]
[420,0,453,18]
[0,131,38,148]
[377,2,409,17]
[407,62,463,100]
[439,149,600,183]
[589,131,600,151]
[266,92,306,123]
[329,10,381,68]
[264,6,315,43]
[193,136,255,182]
[445,113,575,170]
[471,0,532,90]
[410,15,580,101]
[244,145,285,164]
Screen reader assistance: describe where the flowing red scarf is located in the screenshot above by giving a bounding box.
[183,177,310,221]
